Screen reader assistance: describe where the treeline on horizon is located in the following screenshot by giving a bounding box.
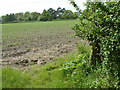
[1,7,79,23]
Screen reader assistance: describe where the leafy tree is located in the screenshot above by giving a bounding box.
[2,13,15,23]
[1,7,79,23]
[29,12,40,20]
[56,7,66,18]
[23,11,30,21]
[2,14,10,23]
[2,14,12,23]
[39,9,51,21]
[9,14,15,21]
[61,10,74,19]
[73,12,79,19]
[48,8,57,20]
[14,13,24,21]
[23,11,30,17]
[37,15,41,21]
[27,15,32,21]
[69,0,120,67]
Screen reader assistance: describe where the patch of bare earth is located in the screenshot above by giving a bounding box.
[2,32,81,69]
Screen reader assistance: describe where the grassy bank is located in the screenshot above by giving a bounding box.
[2,42,90,88]
[2,53,78,88]
[2,41,120,88]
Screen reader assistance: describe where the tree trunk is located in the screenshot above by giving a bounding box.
[89,44,101,65]
[89,45,96,65]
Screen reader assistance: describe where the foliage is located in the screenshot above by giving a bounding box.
[60,44,120,88]
[23,11,30,21]
[39,9,51,21]
[77,41,91,54]
[61,10,74,19]
[14,13,24,21]
[2,7,78,23]
[29,12,40,20]
[2,14,15,23]
[68,0,120,88]
[69,0,120,71]
[60,42,91,74]
[73,12,79,19]
[68,63,120,88]
[60,53,89,74]
[48,8,57,20]
[56,7,66,18]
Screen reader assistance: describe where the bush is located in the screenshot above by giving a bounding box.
[69,1,120,86]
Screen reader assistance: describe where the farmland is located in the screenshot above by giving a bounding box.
[2,0,120,88]
[2,20,82,67]
[2,18,119,89]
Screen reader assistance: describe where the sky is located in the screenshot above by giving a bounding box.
[0,0,86,16]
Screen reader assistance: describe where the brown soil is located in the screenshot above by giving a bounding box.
[2,32,81,68]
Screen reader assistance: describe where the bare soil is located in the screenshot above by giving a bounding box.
[2,32,81,68]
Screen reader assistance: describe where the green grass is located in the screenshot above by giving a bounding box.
[2,52,78,88]
[2,20,78,38]
[2,20,79,49]
[77,41,91,54]
[2,42,120,88]
[2,68,31,88]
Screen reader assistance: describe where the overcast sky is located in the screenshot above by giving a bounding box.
[0,0,86,16]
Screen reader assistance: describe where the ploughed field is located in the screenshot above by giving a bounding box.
[2,20,81,67]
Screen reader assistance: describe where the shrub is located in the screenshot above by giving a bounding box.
[69,0,120,86]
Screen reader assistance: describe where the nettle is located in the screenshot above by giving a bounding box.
[60,53,89,75]
[69,0,120,74]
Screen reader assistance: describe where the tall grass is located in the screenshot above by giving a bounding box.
[2,68,31,88]
[77,41,91,54]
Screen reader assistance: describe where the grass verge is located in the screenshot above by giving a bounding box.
[2,52,78,88]
[2,41,120,88]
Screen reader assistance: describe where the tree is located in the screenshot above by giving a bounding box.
[29,12,40,20]
[69,0,120,66]
[37,15,41,21]
[15,13,24,21]
[2,13,15,23]
[61,10,74,19]
[2,14,11,23]
[73,12,79,19]
[56,7,66,18]
[39,9,51,21]
[48,8,57,20]
[23,11,30,21]
[27,15,32,21]
[9,14,15,21]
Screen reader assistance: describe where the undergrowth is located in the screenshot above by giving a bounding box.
[2,42,120,88]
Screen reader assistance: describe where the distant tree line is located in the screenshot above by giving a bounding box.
[1,7,79,23]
